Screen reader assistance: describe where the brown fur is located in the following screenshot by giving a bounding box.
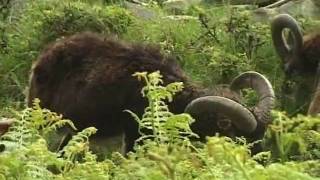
[280,32,320,115]
[27,32,247,153]
[296,34,320,74]
[283,33,320,76]
[308,83,320,115]
[294,33,320,115]
[303,34,320,115]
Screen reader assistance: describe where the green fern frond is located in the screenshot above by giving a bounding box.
[1,99,76,149]
[129,71,196,147]
[60,127,97,171]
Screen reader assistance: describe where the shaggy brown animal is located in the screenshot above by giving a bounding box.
[271,14,320,115]
[27,32,275,154]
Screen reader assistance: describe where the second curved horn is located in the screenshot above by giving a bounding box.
[271,14,303,64]
[230,71,275,125]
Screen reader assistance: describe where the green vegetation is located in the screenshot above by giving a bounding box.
[0,0,320,179]
[1,0,133,108]
[1,71,319,179]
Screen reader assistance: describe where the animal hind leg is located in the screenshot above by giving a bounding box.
[123,120,140,153]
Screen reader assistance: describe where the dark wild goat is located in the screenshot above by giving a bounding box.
[271,14,320,115]
[24,32,275,154]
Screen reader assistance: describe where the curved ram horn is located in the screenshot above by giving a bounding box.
[184,96,257,134]
[230,71,275,125]
[271,14,303,65]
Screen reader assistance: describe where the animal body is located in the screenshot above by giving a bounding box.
[271,14,320,115]
[27,32,275,154]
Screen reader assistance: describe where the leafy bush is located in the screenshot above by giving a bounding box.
[123,6,282,89]
[264,111,320,162]
[0,0,134,108]
[0,99,110,179]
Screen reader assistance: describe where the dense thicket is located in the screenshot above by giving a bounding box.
[0,0,319,179]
